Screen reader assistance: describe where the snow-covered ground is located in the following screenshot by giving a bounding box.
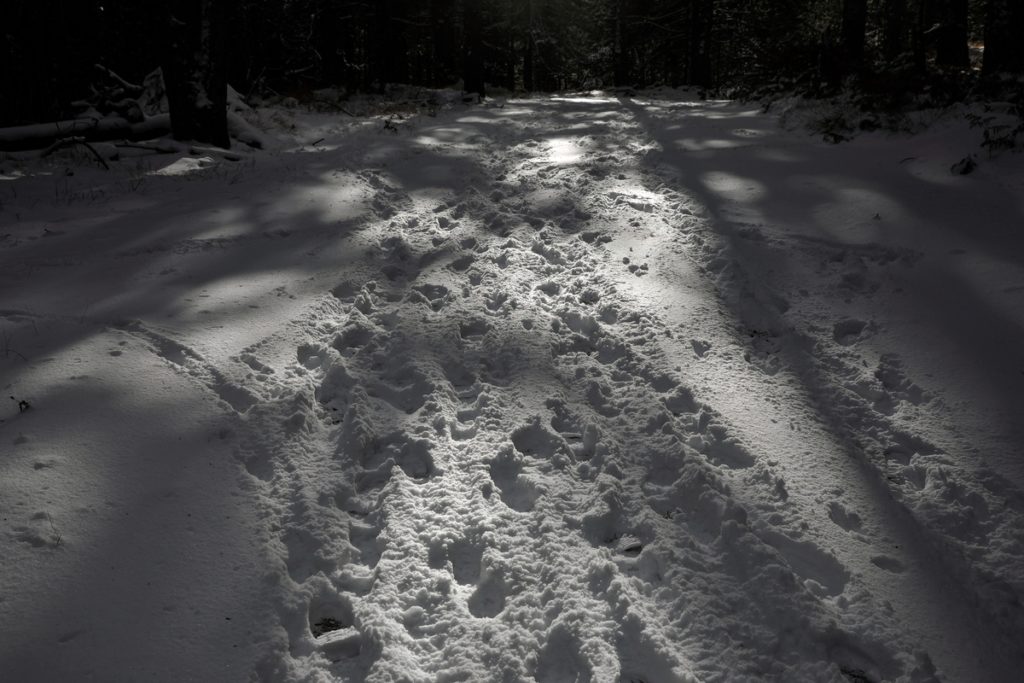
[2,92,1023,682]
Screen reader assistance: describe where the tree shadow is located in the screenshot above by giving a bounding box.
[0,363,274,680]
[622,95,1024,672]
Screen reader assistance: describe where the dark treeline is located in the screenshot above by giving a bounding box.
[2,0,1023,132]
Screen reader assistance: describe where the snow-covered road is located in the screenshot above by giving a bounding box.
[2,93,1023,682]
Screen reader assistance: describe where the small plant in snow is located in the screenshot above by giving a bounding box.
[47,513,62,548]
[965,104,1024,157]
[814,111,853,143]
[1,328,27,361]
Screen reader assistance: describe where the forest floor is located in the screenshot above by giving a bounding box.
[2,91,1023,683]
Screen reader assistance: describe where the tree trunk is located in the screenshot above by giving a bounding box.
[840,0,868,76]
[882,0,908,63]
[934,0,969,67]
[523,34,535,91]
[314,0,347,84]
[534,39,557,91]
[462,0,485,97]
[983,0,1024,75]
[910,0,927,73]
[2,1,99,126]
[687,0,713,89]
[612,0,630,87]
[162,0,229,148]
[505,32,517,90]
[375,1,409,85]
[430,0,458,86]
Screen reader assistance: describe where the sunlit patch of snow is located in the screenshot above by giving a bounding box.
[951,253,1024,333]
[567,110,620,120]
[493,105,535,117]
[413,128,487,150]
[754,147,803,163]
[550,95,617,105]
[185,207,248,240]
[700,171,766,203]
[674,138,752,151]
[279,182,369,223]
[454,116,495,124]
[149,156,217,176]
[696,106,763,120]
[546,136,587,165]
[806,185,908,243]
[605,186,664,212]
[731,127,768,138]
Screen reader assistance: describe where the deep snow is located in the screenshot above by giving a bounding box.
[1,92,1023,682]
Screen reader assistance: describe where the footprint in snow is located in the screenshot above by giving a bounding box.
[366,367,435,414]
[360,432,436,480]
[511,419,573,460]
[446,538,483,585]
[581,506,652,563]
[833,318,869,346]
[487,452,543,512]
[689,339,712,357]
[871,555,906,573]
[348,519,383,568]
[467,571,508,618]
[874,355,926,406]
[308,589,362,660]
[698,431,756,470]
[459,318,491,339]
[827,501,863,532]
[534,625,593,683]
[485,289,510,312]
[616,622,690,683]
[758,528,849,598]
[332,324,375,353]
[449,253,476,273]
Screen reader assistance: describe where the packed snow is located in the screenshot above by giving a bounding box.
[2,91,1023,682]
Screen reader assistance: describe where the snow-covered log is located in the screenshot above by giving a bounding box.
[0,115,170,152]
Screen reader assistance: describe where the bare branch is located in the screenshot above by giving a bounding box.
[40,137,110,170]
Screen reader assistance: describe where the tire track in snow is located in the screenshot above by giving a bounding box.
[612,96,1024,681]
[491,102,933,682]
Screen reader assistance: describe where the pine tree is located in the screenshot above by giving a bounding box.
[982,0,1024,75]
[162,0,230,148]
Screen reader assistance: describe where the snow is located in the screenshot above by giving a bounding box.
[2,91,1024,682]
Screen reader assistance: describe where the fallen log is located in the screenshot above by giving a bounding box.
[0,114,171,152]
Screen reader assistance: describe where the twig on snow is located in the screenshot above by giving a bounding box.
[2,328,28,361]
[41,137,110,170]
[93,63,143,95]
[114,142,180,155]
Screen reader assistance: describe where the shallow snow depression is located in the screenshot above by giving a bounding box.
[2,93,1024,682]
